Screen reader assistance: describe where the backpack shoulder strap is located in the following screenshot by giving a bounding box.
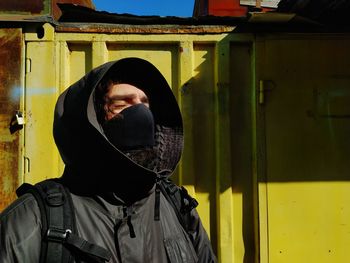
[17,179,75,263]
[16,182,50,263]
[16,179,111,263]
[156,178,198,234]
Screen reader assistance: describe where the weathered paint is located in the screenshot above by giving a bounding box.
[0,28,23,211]
[0,0,45,14]
[0,0,94,18]
[56,24,236,34]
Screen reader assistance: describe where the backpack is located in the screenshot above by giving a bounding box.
[16,178,198,263]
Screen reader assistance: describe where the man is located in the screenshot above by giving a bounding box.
[0,58,216,262]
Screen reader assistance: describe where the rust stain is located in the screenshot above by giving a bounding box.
[0,0,95,18]
[56,24,236,34]
[0,28,22,212]
[0,0,44,14]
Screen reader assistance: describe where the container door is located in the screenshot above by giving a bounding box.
[257,36,350,263]
[0,28,24,211]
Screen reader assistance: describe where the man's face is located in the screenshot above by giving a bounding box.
[103,83,149,121]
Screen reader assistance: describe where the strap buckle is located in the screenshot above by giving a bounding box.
[46,228,72,242]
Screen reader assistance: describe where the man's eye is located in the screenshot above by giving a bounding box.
[105,100,127,112]
[111,103,125,107]
[109,99,127,106]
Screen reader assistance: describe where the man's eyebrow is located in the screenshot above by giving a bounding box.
[106,93,138,100]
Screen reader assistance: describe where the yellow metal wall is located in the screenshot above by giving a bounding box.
[256,35,350,263]
[9,23,350,263]
[23,24,250,262]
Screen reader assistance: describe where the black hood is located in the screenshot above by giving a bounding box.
[53,58,183,203]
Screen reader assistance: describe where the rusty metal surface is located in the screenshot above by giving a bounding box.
[0,14,55,23]
[0,0,94,20]
[0,0,45,14]
[56,23,236,34]
[0,28,22,211]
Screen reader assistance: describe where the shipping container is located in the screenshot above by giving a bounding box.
[1,6,350,263]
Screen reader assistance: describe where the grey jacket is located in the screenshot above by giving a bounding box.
[0,58,216,262]
[0,187,214,262]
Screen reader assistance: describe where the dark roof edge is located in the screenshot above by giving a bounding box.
[55,22,236,34]
[0,14,57,25]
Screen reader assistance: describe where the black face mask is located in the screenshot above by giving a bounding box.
[102,103,155,151]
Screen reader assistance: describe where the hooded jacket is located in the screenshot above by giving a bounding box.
[0,58,217,263]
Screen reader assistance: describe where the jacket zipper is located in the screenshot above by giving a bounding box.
[114,219,123,263]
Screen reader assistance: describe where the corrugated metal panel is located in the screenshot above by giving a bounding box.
[7,21,350,263]
[23,23,249,262]
[24,23,58,185]
[0,28,24,211]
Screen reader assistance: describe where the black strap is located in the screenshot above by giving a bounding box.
[17,180,111,263]
[37,180,73,263]
[157,178,198,233]
[179,186,199,214]
[126,216,136,238]
[154,183,161,221]
[65,233,112,262]
[16,183,49,263]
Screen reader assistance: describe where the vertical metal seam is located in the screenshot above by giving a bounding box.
[178,40,194,190]
[255,38,269,263]
[214,38,234,263]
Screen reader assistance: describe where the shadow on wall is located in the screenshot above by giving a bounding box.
[180,44,218,254]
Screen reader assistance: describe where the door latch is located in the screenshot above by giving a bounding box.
[9,110,25,134]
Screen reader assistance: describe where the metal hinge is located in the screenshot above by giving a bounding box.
[259,80,275,104]
[26,58,32,74]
